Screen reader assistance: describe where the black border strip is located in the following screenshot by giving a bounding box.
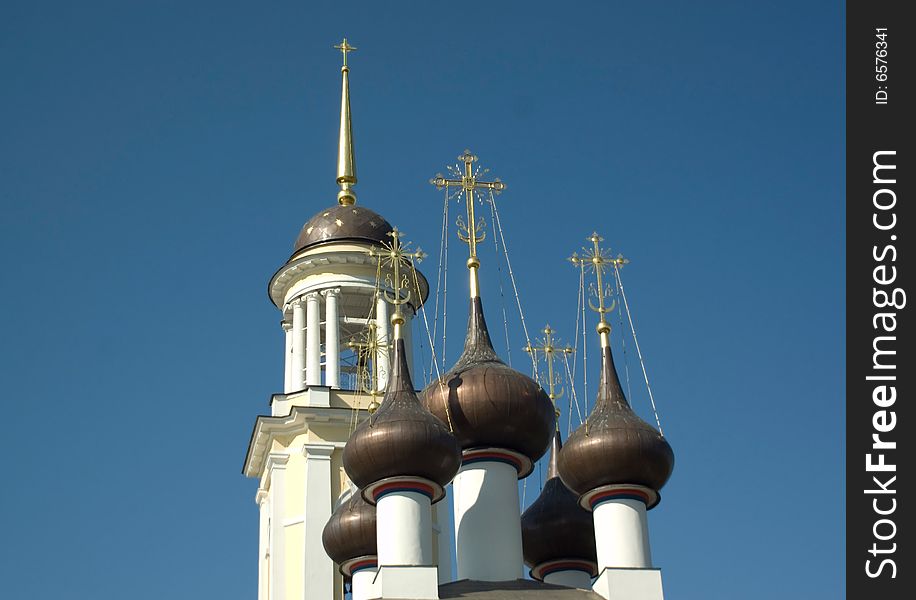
[847,1,913,596]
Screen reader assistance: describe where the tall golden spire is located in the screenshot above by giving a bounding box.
[334,38,358,205]
[430,150,506,298]
[569,233,628,349]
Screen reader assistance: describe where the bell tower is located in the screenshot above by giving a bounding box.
[242,40,434,600]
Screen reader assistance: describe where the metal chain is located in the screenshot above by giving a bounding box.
[487,190,539,380]
[416,318,430,388]
[562,351,585,427]
[428,189,450,382]
[613,265,664,435]
[440,188,450,377]
[615,271,633,401]
[579,263,589,414]
[568,264,584,433]
[487,196,514,367]
[412,258,454,432]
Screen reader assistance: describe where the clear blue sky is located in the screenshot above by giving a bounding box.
[0,1,845,599]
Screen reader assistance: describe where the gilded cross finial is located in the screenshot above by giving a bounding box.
[430,150,506,299]
[569,232,628,348]
[524,324,574,425]
[367,227,426,339]
[347,324,386,413]
[333,38,357,68]
[334,37,358,205]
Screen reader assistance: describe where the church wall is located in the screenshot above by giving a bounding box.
[333,391,376,411]
[285,521,305,597]
[285,440,307,520]
[287,437,308,600]
[251,345,437,599]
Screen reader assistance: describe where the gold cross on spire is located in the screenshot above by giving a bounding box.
[524,324,574,424]
[333,38,357,68]
[569,232,628,349]
[367,227,426,339]
[430,150,506,298]
[333,38,358,205]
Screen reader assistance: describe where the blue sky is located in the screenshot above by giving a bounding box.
[0,2,844,599]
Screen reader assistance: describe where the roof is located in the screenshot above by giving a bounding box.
[436,579,603,600]
[293,204,393,254]
[423,296,555,470]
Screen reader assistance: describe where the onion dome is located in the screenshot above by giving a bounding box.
[292,204,394,254]
[521,430,597,580]
[557,346,674,507]
[422,297,556,476]
[343,337,461,501]
[322,490,377,576]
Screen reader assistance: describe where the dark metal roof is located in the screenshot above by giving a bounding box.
[439,579,602,599]
[521,432,597,574]
[343,338,461,492]
[367,579,602,600]
[321,491,376,572]
[423,297,555,469]
[558,347,674,499]
[293,204,393,254]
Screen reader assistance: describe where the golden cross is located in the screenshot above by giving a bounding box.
[367,228,426,307]
[333,38,357,67]
[346,324,385,412]
[430,150,506,297]
[569,232,628,348]
[367,227,425,339]
[524,324,574,419]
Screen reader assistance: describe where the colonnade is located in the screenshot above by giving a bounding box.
[282,289,413,393]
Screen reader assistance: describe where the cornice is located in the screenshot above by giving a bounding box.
[242,404,366,478]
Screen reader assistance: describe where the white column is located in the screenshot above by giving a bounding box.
[303,444,335,600]
[377,492,433,566]
[544,570,593,589]
[453,460,523,581]
[292,300,306,390]
[352,568,379,600]
[593,498,652,568]
[323,288,341,388]
[306,292,322,387]
[372,481,439,600]
[266,454,289,600]
[434,484,454,583]
[256,489,269,600]
[282,320,293,393]
[375,297,390,391]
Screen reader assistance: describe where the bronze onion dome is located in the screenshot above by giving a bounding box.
[521,430,597,578]
[343,337,461,495]
[293,204,394,255]
[321,490,377,575]
[422,297,556,474]
[557,346,674,503]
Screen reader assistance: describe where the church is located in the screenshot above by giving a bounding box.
[242,39,675,600]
